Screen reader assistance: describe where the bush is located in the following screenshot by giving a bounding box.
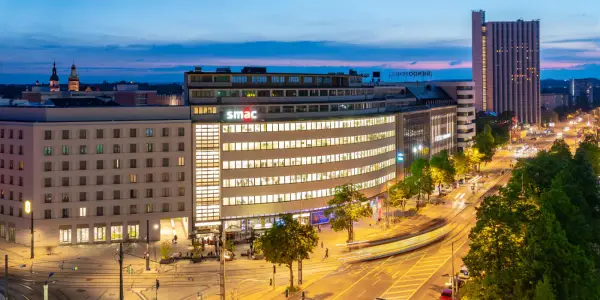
[160,240,172,259]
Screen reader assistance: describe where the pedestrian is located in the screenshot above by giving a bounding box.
[325,248,329,258]
[321,241,323,249]
[174,234,178,244]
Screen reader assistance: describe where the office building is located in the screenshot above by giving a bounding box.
[185,67,457,233]
[472,10,541,124]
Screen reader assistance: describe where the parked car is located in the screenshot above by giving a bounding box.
[458,265,470,280]
[440,288,453,300]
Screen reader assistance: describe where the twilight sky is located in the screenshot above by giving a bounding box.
[0,0,599,83]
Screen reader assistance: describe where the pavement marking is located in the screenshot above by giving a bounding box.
[331,255,394,300]
[20,284,33,291]
[21,294,30,300]
[372,278,381,286]
[358,290,367,297]
[403,238,470,300]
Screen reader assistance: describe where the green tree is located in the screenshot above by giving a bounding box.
[465,147,485,171]
[475,123,496,162]
[420,166,435,204]
[533,275,555,300]
[452,150,471,180]
[258,214,318,289]
[325,184,372,242]
[409,158,433,204]
[388,179,415,212]
[430,150,456,194]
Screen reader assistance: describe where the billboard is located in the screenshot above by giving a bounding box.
[310,210,331,225]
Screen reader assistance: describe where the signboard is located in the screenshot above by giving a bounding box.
[397,152,404,162]
[434,133,452,142]
[389,71,433,77]
[225,108,257,121]
[310,210,331,225]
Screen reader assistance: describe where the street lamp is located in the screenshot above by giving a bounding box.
[43,272,54,300]
[24,200,34,259]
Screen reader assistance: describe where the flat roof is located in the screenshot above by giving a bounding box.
[0,105,190,123]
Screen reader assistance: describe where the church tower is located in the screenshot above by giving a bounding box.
[49,61,60,92]
[68,62,80,92]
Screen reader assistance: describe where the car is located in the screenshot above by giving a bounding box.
[458,265,470,280]
[224,250,235,261]
[440,288,453,300]
[530,137,537,141]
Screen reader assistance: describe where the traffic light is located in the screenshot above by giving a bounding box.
[273,265,276,274]
[71,266,78,271]
[156,279,160,290]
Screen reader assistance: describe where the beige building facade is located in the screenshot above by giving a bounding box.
[0,106,192,247]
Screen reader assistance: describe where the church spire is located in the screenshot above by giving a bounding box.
[49,60,60,91]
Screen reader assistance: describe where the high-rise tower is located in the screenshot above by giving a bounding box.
[472,10,541,124]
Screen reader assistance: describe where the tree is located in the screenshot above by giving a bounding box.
[409,159,434,205]
[430,150,456,194]
[475,123,496,162]
[452,151,471,180]
[389,180,415,212]
[420,166,435,204]
[258,214,318,289]
[465,147,485,171]
[325,184,372,242]
[533,275,555,300]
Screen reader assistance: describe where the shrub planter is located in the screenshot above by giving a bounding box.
[159,258,174,264]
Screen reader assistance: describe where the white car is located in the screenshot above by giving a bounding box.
[458,265,470,280]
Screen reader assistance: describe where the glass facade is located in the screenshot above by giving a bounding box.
[194,124,221,225]
[402,112,431,173]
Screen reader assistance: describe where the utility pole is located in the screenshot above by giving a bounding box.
[4,255,8,300]
[146,220,150,271]
[451,242,455,300]
[119,243,124,300]
[219,223,226,300]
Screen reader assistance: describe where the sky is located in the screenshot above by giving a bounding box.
[0,0,599,83]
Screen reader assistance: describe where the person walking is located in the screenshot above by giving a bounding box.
[325,248,329,258]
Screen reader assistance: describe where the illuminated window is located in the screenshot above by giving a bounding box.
[127,224,139,240]
[222,159,395,188]
[111,225,123,240]
[222,130,394,152]
[223,173,394,206]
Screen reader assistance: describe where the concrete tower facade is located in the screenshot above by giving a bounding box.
[472,10,541,124]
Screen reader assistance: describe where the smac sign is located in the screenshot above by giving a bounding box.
[225,108,257,121]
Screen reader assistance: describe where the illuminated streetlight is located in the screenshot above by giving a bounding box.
[24,200,34,259]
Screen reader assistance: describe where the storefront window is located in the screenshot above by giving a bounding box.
[59,228,72,244]
[111,225,123,240]
[127,224,139,240]
[94,226,106,242]
[77,228,89,243]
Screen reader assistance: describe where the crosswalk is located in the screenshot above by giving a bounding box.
[378,224,468,300]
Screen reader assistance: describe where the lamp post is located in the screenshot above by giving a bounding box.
[43,272,54,300]
[25,200,34,259]
[146,220,150,271]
